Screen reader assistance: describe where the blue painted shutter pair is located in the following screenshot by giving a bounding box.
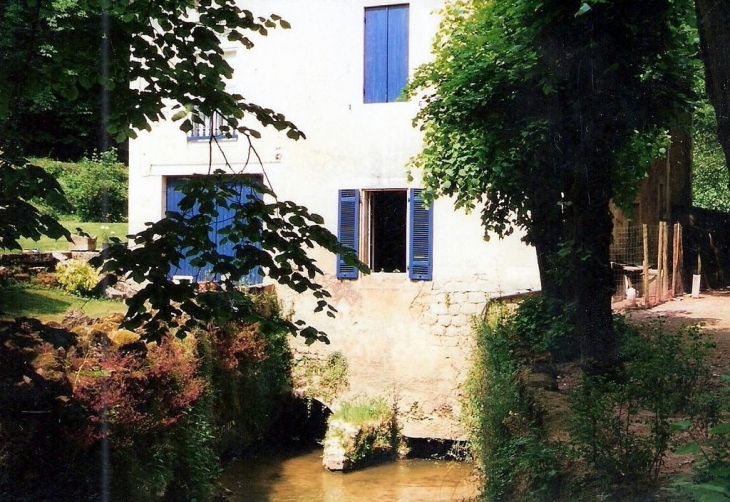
[165,177,262,285]
[364,5,409,103]
[336,189,432,280]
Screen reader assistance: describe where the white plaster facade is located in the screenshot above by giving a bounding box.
[128,0,541,439]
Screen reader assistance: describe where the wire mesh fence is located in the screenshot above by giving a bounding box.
[610,221,683,307]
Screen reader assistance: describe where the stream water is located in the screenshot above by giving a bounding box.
[219,446,480,501]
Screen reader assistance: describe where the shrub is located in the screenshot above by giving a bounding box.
[33,151,128,222]
[569,318,716,494]
[0,290,295,501]
[671,374,730,501]
[511,295,576,361]
[204,289,293,449]
[56,259,99,296]
[466,304,563,501]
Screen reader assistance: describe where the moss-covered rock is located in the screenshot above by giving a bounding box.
[322,397,400,471]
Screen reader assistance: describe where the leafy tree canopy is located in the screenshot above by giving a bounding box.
[409,0,696,241]
[408,0,698,369]
[692,93,730,212]
[0,0,366,343]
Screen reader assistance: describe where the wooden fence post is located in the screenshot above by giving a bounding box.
[657,222,664,303]
[662,221,669,300]
[643,223,649,307]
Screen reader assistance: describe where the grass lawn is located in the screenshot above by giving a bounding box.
[0,285,128,324]
[17,220,128,253]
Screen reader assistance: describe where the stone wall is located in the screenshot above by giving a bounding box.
[281,273,537,441]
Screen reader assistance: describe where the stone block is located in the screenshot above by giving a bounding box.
[430,303,448,315]
[468,292,486,303]
[422,313,438,326]
[458,302,481,315]
[451,315,469,328]
[451,292,468,304]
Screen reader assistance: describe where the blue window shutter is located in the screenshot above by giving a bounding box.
[337,189,360,279]
[387,5,409,102]
[166,177,206,280]
[409,188,433,281]
[215,180,263,285]
[364,7,388,103]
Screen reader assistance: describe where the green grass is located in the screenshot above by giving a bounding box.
[0,285,127,323]
[17,220,128,252]
[332,398,392,425]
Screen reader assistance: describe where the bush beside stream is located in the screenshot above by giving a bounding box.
[0,291,291,501]
[465,298,724,501]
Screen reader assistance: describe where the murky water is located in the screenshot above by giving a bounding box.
[220,446,481,501]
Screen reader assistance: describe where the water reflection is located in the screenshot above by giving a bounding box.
[220,446,480,502]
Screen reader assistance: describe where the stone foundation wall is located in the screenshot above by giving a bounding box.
[280,273,536,441]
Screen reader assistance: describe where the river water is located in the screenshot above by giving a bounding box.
[220,446,481,501]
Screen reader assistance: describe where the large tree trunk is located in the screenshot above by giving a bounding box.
[572,198,618,373]
[695,0,730,182]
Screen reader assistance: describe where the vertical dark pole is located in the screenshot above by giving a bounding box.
[100,0,110,222]
[100,2,110,501]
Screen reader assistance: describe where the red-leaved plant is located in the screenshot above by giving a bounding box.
[68,333,206,443]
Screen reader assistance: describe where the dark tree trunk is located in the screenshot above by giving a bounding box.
[695,0,730,183]
[527,190,566,304]
[572,198,618,372]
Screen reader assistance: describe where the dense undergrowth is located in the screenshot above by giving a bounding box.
[32,152,128,223]
[0,290,291,501]
[465,297,728,501]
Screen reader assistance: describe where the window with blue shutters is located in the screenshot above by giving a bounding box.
[364,4,409,103]
[165,176,262,285]
[336,188,433,281]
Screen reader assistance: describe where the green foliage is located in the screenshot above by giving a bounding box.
[333,397,392,425]
[510,296,576,361]
[0,0,102,160]
[0,0,303,155]
[407,0,699,365]
[34,152,128,222]
[466,304,717,500]
[692,96,730,212]
[0,0,303,248]
[569,318,716,494]
[161,394,220,502]
[671,374,730,501]
[203,290,293,448]
[0,292,295,501]
[407,0,697,241]
[1,0,367,350]
[0,161,71,250]
[465,304,563,501]
[93,174,366,344]
[295,350,349,403]
[55,259,99,296]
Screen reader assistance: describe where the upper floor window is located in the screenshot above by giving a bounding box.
[364,4,409,103]
[188,111,237,141]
